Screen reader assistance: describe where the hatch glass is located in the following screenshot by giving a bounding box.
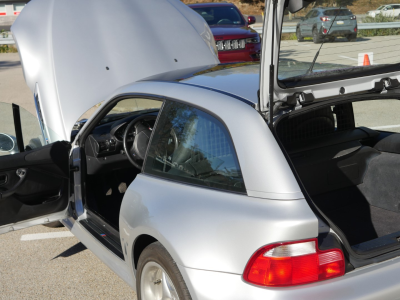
[278,3,400,88]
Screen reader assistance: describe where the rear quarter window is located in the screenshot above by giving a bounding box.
[144,101,246,193]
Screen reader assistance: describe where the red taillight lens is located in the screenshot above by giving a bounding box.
[323,28,328,34]
[320,16,330,22]
[243,239,345,287]
[354,27,357,32]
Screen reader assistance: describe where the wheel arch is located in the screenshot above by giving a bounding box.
[132,234,158,270]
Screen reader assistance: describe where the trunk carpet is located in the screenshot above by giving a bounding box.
[313,186,400,245]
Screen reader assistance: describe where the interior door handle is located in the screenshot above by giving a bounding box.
[0,174,7,185]
[0,169,27,199]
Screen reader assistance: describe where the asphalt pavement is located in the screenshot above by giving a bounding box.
[0,53,137,299]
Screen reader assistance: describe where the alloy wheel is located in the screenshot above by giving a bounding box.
[140,261,180,300]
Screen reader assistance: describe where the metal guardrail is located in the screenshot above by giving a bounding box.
[1,22,400,45]
[252,22,400,34]
[0,32,14,45]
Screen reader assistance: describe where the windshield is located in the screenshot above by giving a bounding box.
[278,3,400,88]
[377,5,385,10]
[192,6,245,26]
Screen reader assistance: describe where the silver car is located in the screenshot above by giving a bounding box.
[2,0,400,299]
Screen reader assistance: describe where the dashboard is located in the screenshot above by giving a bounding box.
[84,110,159,174]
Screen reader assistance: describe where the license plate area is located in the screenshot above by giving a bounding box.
[337,21,344,25]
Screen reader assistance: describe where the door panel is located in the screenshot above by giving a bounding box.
[0,141,70,227]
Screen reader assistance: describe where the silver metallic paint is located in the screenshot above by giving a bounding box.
[120,174,317,275]
[178,256,400,300]
[181,64,260,105]
[12,0,218,141]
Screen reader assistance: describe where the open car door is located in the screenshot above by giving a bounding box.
[0,102,70,234]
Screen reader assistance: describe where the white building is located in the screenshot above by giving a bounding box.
[0,1,28,29]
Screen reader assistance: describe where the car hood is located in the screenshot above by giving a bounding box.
[259,0,400,118]
[210,25,258,39]
[12,0,219,141]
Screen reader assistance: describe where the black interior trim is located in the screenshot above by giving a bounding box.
[12,103,24,153]
[273,100,400,266]
[79,210,124,260]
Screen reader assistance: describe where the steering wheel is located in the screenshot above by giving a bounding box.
[217,19,232,25]
[123,115,157,170]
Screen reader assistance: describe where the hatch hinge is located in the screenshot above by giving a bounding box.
[286,92,315,107]
[370,78,400,93]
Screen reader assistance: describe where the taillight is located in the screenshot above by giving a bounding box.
[243,239,345,287]
[323,28,328,34]
[354,27,357,32]
[320,16,330,22]
[350,15,356,20]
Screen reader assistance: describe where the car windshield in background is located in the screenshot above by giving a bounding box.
[324,9,352,16]
[278,4,400,88]
[192,6,245,26]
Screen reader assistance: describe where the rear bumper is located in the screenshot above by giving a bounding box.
[322,25,357,37]
[218,43,261,63]
[179,255,400,300]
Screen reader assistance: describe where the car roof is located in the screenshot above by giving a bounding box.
[180,63,260,106]
[188,2,236,8]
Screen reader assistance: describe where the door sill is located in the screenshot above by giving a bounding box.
[79,210,124,260]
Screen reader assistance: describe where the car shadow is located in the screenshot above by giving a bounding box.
[0,60,21,69]
[303,37,371,43]
[52,242,87,259]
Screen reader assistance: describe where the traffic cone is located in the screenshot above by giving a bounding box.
[363,54,370,66]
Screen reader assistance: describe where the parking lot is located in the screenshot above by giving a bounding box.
[0,53,136,300]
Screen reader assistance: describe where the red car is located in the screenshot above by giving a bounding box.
[189,2,261,63]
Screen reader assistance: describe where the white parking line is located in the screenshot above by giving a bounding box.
[338,55,358,61]
[370,125,400,130]
[21,231,74,241]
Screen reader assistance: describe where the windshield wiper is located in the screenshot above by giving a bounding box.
[306,7,342,75]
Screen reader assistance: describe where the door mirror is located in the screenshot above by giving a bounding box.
[0,133,17,154]
[247,16,256,25]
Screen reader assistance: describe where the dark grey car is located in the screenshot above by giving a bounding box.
[296,7,358,43]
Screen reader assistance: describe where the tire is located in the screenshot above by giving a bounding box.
[137,242,191,300]
[346,34,357,42]
[296,28,304,42]
[312,27,321,44]
[43,221,64,228]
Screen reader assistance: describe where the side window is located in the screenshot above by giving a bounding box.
[353,99,400,133]
[145,101,245,193]
[304,10,313,19]
[0,103,43,156]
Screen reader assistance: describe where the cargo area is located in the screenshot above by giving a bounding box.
[276,103,400,254]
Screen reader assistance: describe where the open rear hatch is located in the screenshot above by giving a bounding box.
[262,0,400,266]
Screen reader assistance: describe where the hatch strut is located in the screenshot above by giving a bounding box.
[269,0,278,127]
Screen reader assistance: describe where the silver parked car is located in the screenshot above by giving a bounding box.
[3,0,400,299]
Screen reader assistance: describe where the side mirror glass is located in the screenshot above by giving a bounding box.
[0,133,18,154]
[247,16,256,25]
